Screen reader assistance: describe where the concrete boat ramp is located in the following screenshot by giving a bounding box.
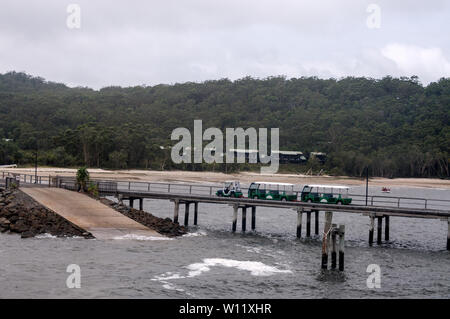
[21,187,163,240]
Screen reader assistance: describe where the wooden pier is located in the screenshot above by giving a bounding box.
[1,171,450,250]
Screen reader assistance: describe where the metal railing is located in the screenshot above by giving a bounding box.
[0,171,51,186]
[1,170,449,210]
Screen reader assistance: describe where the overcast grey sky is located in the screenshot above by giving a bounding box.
[0,0,449,89]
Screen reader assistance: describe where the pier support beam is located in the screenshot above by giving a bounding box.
[129,198,134,208]
[173,200,179,224]
[385,215,390,241]
[338,225,345,271]
[184,202,190,227]
[232,205,238,232]
[194,202,198,226]
[369,214,375,246]
[242,207,247,232]
[315,210,319,235]
[321,211,333,269]
[377,216,383,245]
[139,198,143,211]
[296,208,303,238]
[306,211,311,237]
[251,206,256,230]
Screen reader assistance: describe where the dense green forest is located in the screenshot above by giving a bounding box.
[0,72,448,178]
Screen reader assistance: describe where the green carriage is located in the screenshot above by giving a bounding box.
[248,182,297,202]
[300,184,352,205]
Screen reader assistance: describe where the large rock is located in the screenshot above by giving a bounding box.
[21,231,36,238]
[0,217,10,226]
[99,198,187,237]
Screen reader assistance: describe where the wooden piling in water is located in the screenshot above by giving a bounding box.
[331,224,337,269]
[369,214,375,246]
[129,198,134,208]
[385,215,390,241]
[315,210,319,235]
[139,198,143,211]
[296,208,303,238]
[184,202,190,226]
[251,206,256,230]
[377,216,383,245]
[447,219,450,251]
[321,212,333,269]
[232,205,238,233]
[173,200,179,224]
[306,212,311,237]
[194,202,198,226]
[338,225,345,271]
[242,207,247,232]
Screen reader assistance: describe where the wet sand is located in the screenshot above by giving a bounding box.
[2,167,449,189]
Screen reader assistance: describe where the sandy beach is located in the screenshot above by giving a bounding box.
[1,167,449,189]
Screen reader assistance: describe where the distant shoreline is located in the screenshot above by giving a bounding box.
[2,167,449,189]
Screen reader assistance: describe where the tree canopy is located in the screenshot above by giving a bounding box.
[0,71,448,178]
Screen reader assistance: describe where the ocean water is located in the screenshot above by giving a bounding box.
[0,185,449,298]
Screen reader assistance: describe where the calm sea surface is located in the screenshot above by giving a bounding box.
[0,185,449,298]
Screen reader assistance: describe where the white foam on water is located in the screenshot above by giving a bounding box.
[186,258,292,277]
[35,233,57,239]
[151,258,291,296]
[162,282,185,292]
[182,230,207,237]
[236,244,263,254]
[152,272,186,281]
[151,272,189,294]
[113,234,173,241]
[152,258,291,285]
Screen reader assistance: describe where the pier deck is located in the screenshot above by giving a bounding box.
[2,171,449,249]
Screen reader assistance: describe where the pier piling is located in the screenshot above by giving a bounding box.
[184,202,190,227]
[306,212,311,237]
[242,207,247,232]
[369,215,375,246]
[338,225,345,271]
[194,202,198,226]
[377,216,383,245]
[321,211,333,269]
[447,219,450,250]
[251,206,256,230]
[385,215,390,241]
[315,210,319,235]
[296,208,303,238]
[129,198,134,208]
[232,205,238,233]
[173,200,179,224]
[139,198,143,211]
[331,224,337,269]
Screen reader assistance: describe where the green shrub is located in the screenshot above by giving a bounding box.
[76,167,90,192]
[87,182,99,198]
